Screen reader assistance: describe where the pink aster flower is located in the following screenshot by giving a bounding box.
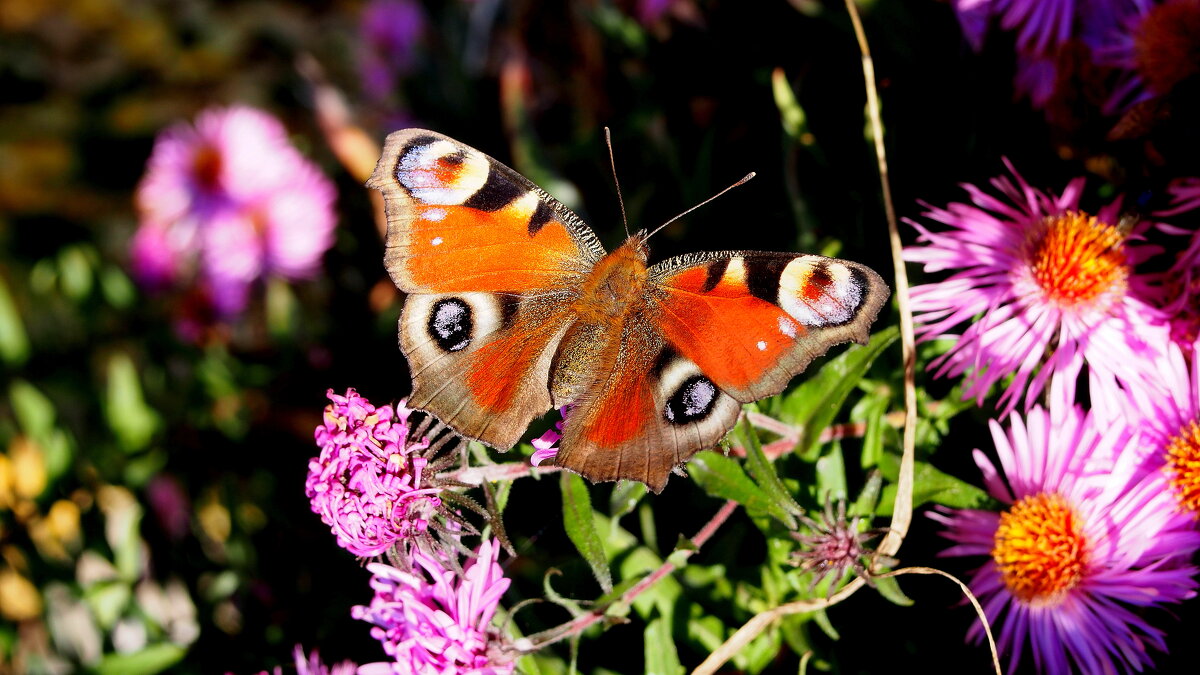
[132,104,336,318]
[237,645,356,675]
[904,160,1170,414]
[307,389,441,557]
[930,405,1200,674]
[359,0,426,100]
[353,538,516,675]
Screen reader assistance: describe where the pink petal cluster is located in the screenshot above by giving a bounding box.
[132,105,336,318]
[306,389,440,557]
[931,404,1200,674]
[238,645,356,675]
[904,160,1169,415]
[353,538,515,675]
[529,406,571,467]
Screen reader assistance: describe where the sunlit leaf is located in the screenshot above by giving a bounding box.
[736,415,800,529]
[689,452,790,524]
[94,643,186,675]
[560,473,613,594]
[644,615,684,675]
[105,352,160,453]
[878,458,995,514]
[0,275,29,366]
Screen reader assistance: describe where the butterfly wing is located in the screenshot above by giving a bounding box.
[648,251,889,402]
[368,129,606,448]
[551,250,888,492]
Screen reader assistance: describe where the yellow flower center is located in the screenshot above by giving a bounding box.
[1025,211,1127,308]
[1134,0,1200,95]
[1166,419,1200,515]
[992,493,1088,606]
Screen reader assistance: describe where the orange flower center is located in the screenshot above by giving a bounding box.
[192,144,223,190]
[1025,211,1127,308]
[992,493,1088,606]
[1166,419,1200,515]
[1134,0,1200,95]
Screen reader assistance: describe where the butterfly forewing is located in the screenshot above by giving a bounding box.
[648,251,890,402]
[371,129,604,448]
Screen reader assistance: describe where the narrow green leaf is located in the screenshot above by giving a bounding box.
[772,68,809,143]
[873,575,914,607]
[644,615,685,675]
[813,441,847,502]
[608,480,647,521]
[99,265,136,309]
[733,624,783,675]
[0,275,29,366]
[852,392,889,469]
[736,416,800,529]
[105,352,160,453]
[265,277,297,339]
[688,452,789,523]
[94,643,186,675]
[688,606,727,653]
[878,458,995,514]
[560,473,613,593]
[58,245,94,301]
[779,326,899,458]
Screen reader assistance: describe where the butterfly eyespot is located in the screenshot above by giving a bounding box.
[428,298,473,352]
[664,375,717,424]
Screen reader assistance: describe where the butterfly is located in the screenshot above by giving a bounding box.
[368,129,889,492]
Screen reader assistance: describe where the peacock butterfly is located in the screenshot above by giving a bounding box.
[367,129,889,492]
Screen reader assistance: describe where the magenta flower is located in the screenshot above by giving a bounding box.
[132,104,336,318]
[1103,340,1200,517]
[904,160,1170,414]
[930,405,1200,674]
[353,538,516,675]
[951,0,1150,107]
[359,0,426,100]
[1151,177,1200,345]
[306,389,441,557]
[1097,0,1200,116]
[238,645,356,675]
[529,406,571,467]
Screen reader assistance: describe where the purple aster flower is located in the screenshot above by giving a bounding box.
[904,160,1170,414]
[359,0,426,100]
[353,538,516,675]
[236,645,356,675]
[930,404,1200,674]
[306,389,442,557]
[1149,177,1200,345]
[132,105,336,319]
[951,0,1152,108]
[1097,0,1200,115]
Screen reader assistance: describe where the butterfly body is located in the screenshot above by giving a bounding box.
[369,129,889,492]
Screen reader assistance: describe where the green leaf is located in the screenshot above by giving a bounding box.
[813,441,847,503]
[608,480,647,521]
[58,245,94,301]
[0,275,29,366]
[560,473,613,594]
[873,575,913,607]
[772,68,810,143]
[736,416,800,529]
[687,607,727,653]
[84,581,131,630]
[94,643,186,675]
[689,452,790,523]
[878,458,995,515]
[105,352,160,453]
[644,615,685,675]
[10,379,54,437]
[852,392,889,469]
[777,326,899,458]
[99,265,136,309]
[265,277,297,339]
[733,624,783,675]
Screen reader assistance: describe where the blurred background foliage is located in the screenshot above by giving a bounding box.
[2,0,1197,673]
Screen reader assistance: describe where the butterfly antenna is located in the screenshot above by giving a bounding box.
[605,127,630,239]
[642,172,756,242]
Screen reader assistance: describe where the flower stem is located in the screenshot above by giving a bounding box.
[513,499,740,652]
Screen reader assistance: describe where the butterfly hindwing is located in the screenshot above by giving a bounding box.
[648,251,889,402]
[550,314,741,493]
[368,129,605,294]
